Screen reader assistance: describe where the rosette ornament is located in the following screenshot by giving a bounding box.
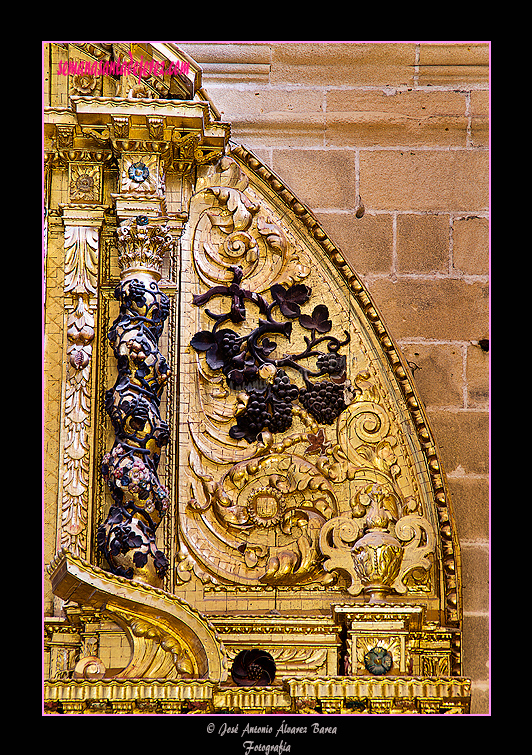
[364,646,393,676]
[231,649,276,687]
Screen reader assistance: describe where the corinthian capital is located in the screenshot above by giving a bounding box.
[116,216,173,281]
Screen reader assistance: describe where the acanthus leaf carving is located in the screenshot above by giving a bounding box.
[64,226,99,295]
[59,217,102,558]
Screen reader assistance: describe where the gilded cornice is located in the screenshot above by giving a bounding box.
[211,616,340,634]
[284,674,471,701]
[70,96,230,140]
[44,675,470,714]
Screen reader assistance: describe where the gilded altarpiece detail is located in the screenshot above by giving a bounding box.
[56,197,106,560]
[178,155,445,609]
[44,42,470,715]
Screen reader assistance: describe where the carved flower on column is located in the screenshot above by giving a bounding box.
[71,70,99,96]
[69,164,101,203]
[121,154,158,195]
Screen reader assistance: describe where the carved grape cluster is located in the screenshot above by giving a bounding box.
[230,371,300,442]
[299,381,347,426]
[191,266,351,443]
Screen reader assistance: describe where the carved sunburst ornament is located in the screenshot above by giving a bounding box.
[69,164,101,202]
[246,487,285,528]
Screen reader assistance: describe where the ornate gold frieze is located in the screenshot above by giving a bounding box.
[44,675,470,715]
[211,616,341,678]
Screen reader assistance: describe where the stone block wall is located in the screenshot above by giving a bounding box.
[181,41,490,713]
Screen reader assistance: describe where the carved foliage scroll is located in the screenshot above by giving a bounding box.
[178,156,437,600]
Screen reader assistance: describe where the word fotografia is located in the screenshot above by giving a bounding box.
[56,53,190,83]
[243,741,290,755]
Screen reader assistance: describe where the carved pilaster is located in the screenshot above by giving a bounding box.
[57,205,105,561]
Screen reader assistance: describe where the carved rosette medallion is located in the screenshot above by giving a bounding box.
[69,163,102,203]
[120,153,160,196]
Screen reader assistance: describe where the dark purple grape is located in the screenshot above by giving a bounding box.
[299,381,346,425]
[316,352,346,377]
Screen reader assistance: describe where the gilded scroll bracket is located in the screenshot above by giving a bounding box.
[47,549,229,684]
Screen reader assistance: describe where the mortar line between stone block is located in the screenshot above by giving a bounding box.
[398,337,474,347]
[364,271,488,283]
[463,609,490,616]
[206,83,488,93]
[271,144,487,152]
[354,149,360,207]
[426,404,488,413]
[446,470,489,479]
[391,212,398,278]
[465,91,472,147]
[315,209,488,218]
[461,342,469,410]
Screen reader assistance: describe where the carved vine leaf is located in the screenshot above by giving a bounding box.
[270,283,311,318]
[299,304,332,334]
[304,428,329,456]
[190,266,351,442]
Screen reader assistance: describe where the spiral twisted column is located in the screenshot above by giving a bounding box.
[97,215,174,587]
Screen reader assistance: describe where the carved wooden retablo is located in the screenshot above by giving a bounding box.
[44,42,470,715]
